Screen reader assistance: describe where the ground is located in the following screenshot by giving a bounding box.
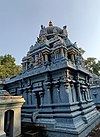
[20,122,100,137]
[87,123,100,137]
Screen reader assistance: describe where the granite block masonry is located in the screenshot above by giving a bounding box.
[3,21,100,137]
[90,77,100,109]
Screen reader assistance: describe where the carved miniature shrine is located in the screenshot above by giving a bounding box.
[0,82,25,137]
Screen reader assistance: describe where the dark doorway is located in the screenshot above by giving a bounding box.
[4,110,14,137]
[36,93,41,108]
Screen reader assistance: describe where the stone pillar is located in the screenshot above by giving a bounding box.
[0,111,6,137]
[41,54,44,62]
[55,84,61,103]
[70,83,76,102]
[64,49,67,58]
[64,82,72,103]
[39,92,44,106]
[32,91,37,107]
[84,88,88,101]
[86,88,91,100]
[86,84,92,100]
[81,90,85,101]
[61,48,64,57]
[71,54,75,63]
[69,84,73,102]
[77,83,82,102]
[13,108,21,137]
[46,84,51,104]
[45,54,48,62]
[88,88,92,100]
[85,89,89,100]
[84,89,87,101]
[27,90,32,105]
[35,54,38,65]
[54,51,56,59]
[31,92,35,105]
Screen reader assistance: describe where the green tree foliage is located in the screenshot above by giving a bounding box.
[84,57,100,76]
[0,54,22,79]
[78,47,100,76]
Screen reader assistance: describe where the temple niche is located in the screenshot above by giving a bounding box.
[3,21,100,137]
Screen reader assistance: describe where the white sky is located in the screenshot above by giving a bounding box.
[0,0,100,64]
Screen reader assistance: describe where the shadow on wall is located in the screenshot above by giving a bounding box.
[21,122,48,137]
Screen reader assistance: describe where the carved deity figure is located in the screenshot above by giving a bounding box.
[53,27,58,33]
[63,25,68,37]
[40,25,47,35]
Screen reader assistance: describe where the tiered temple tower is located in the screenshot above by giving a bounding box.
[4,21,100,137]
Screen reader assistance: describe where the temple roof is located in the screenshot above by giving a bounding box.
[47,21,63,34]
[46,26,63,34]
[39,21,68,37]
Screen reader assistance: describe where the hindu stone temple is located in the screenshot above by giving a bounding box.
[3,21,100,137]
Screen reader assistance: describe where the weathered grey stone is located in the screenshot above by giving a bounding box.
[90,77,100,109]
[3,21,100,137]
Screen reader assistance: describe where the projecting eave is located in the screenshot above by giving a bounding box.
[77,65,92,77]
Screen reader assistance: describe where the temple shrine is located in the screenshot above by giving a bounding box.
[0,81,25,137]
[3,21,100,137]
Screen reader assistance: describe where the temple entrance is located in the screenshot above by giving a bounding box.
[4,110,14,137]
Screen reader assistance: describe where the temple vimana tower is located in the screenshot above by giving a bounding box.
[4,21,100,137]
